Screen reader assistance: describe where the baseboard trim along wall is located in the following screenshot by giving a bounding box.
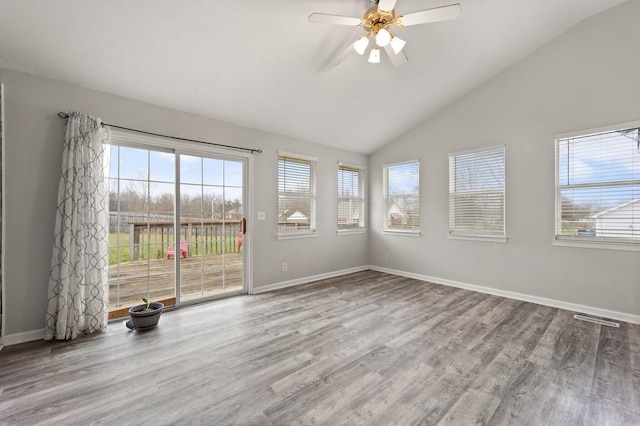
[369,265,640,325]
[1,328,44,347]
[253,266,370,295]
[5,264,637,346]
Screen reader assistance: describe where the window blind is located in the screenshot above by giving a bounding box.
[338,164,365,231]
[449,146,505,238]
[384,160,420,232]
[556,126,640,243]
[278,154,316,234]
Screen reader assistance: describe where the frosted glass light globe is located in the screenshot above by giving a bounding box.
[375,28,391,47]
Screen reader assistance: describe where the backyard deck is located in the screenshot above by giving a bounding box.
[108,252,243,309]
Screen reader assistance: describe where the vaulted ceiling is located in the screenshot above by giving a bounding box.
[0,0,628,153]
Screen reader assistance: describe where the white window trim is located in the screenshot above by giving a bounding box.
[552,238,640,252]
[337,161,367,235]
[449,234,508,243]
[278,150,317,163]
[448,145,507,242]
[110,128,251,161]
[382,229,422,237]
[555,120,640,140]
[277,232,318,241]
[553,120,640,252]
[277,151,317,238]
[383,159,421,235]
[337,230,367,236]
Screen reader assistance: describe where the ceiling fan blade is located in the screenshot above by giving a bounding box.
[377,0,398,12]
[308,13,362,26]
[329,43,356,68]
[396,3,462,27]
[384,44,408,68]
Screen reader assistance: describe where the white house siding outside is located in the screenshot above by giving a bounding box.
[593,198,640,238]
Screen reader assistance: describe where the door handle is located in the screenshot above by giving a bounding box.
[242,217,246,234]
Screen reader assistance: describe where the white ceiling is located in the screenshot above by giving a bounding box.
[0,0,627,154]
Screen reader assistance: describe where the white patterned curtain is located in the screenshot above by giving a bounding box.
[44,112,111,340]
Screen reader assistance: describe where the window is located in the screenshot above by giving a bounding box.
[338,163,366,233]
[278,152,316,237]
[555,123,640,249]
[448,146,506,241]
[384,160,420,233]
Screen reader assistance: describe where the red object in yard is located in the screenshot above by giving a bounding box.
[167,240,187,259]
[238,232,243,252]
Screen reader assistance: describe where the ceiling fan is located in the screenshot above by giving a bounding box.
[309,0,462,67]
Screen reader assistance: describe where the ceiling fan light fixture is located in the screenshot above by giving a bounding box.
[353,35,370,55]
[375,28,392,47]
[368,46,381,63]
[390,35,406,54]
[309,2,463,68]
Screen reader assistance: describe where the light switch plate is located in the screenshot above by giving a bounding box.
[257,211,266,221]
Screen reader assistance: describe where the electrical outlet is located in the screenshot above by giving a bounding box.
[282,262,288,272]
[257,211,265,221]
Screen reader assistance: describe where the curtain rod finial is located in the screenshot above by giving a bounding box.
[58,112,70,119]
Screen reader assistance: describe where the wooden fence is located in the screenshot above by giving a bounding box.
[127,220,242,261]
[110,213,243,261]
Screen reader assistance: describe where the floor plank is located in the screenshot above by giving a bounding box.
[1,270,638,425]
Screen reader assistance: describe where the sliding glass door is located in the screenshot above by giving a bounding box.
[108,141,246,312]
[178,154,244,302]
[108,145,177,310]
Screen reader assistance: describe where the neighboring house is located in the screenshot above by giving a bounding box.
[593,198,640,238]
[279,210,308,222]
[210,206,243,221]
[224,206,243,221]
[338,201,362,231]
[278,210,310,232]
[338,201,360,224]
[388,203,408,227]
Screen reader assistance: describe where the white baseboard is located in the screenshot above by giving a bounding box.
[369,265,640,325]
[0,328,44,346]
[252,265,370,294]
[5,265,636,346]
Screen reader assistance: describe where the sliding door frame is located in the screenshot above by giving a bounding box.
[0,83,4,340]
[173,148,249,306]
[109,128,253,308]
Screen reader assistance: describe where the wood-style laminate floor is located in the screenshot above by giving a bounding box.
[1,270,639,425]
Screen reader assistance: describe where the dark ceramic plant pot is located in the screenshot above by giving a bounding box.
[128,302,164,330]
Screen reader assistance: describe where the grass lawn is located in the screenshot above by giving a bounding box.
[109,233,241,265]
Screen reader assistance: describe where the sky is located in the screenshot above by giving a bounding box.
[108,145,244,205]
[558,129,640,210]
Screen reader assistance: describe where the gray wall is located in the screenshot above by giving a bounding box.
[3,0,640,339]
[369,0,640,317]
[0,69,368,337]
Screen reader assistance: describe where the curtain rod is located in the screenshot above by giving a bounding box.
[57,112,262,154]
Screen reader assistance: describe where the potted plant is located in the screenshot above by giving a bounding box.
[126,298,164,331]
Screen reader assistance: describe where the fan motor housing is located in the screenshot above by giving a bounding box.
[362,6,396,34]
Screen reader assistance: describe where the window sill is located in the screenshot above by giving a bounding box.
[448,234,508,243]
[277,232,318,240]
[383,229,421,237]
[337,229,367,236]
[553,238,640,252]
